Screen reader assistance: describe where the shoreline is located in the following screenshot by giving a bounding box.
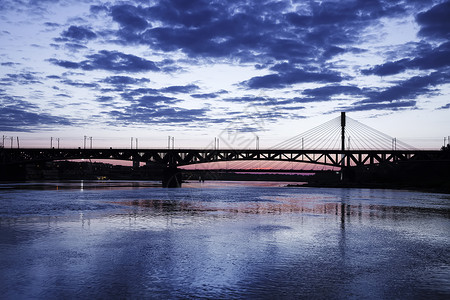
[287,182,450,194]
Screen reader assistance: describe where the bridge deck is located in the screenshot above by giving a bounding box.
[1,148,447,168]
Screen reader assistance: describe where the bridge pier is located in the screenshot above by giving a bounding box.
[162,166,182,188]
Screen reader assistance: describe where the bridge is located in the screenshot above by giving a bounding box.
[1,113,448,187]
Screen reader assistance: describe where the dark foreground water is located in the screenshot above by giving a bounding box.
[0,180,449,299]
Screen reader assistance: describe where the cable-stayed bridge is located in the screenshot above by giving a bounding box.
[1,113,448,186]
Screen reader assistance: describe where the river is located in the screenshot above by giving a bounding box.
[0,180,449,299]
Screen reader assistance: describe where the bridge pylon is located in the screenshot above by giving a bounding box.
[341,112,346,181]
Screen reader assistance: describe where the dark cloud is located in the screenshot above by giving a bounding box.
[0,107,72,131]
[111,4,148,31]
[55,93,70,98]
[416,1,450,40]
[1,62,19,67]
[361,59,410,76]
[0,97,72,131]
[362,42,450,76]
[64,43,88,51]
[109,106,209,125]
[243,68,343,89]
[105,0,416,65]
[60,25,97,41]
[1,72,42,85]
[43,22,60,28]
[60,79,99,89]
[82,50,160,72]
[49,59,80,69]
[97,96,115,103]
[118,88,160,101]
[343,100,417,112]
[137,95,180,106]
[223,96,273,103]
[360,72,449,104]
[49,50,160,72]
[160,84,199,94]
[90,5,109,14]
[302,85,362,101]
[190,91,228,99]
[101,76,150,85]
[437,103,450,110]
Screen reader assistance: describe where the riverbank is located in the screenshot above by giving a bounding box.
[287,181,450,194]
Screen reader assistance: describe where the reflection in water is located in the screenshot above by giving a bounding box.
[112,196,449,221]
[0,181,449,299]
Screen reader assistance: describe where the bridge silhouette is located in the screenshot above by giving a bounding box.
[1,113,447,187]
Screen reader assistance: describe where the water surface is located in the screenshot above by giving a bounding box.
[0,180,449,299]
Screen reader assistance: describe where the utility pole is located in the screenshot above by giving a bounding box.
[131,137,134,149]
[17,137,20,149]
[168,136,171,149]
[84,136,87,149]
[90,137,93,149]
[51,137,53,148]
[56,138,60,149]
[136,138,138,149]
[256,136,259,150]
[10,136,13,149]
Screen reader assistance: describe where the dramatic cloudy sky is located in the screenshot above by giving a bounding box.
[1,0,449,149]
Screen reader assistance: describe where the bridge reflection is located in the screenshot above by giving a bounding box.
[112,197,448,219]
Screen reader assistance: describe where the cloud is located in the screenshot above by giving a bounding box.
[49,50,160,72]
[361,59,410,76]
[360,72,449,104]
[109,105,209,125]
[190,90,228,99]
[0,97,72,131]
[362,42,450,76]
[60,79,99,89]
[44,22,60,29]
[160,84,199,94]
[1,62,19,67]
[49,59,80,69]
[111,4,148,31]
[416,1,450,40]
[90,5,109,15]
[223,96,273,103]
[437,103,450,110]
[101,76,150,85]
[64,43,88,51]
[243,68,343,89]
[137,95,180,106]
[1,72,42,85]
[60,25,97,41]
[55,93,70,98]
[302,85,362,101]
[343,100,417,112]
[117,88,160,101]
[105,0,414,64]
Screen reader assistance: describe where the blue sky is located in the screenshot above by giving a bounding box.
[1,0,449,149]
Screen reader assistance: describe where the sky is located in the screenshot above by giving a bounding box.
[0,0,449,150]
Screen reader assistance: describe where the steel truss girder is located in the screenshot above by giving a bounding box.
[1,148,447,167]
